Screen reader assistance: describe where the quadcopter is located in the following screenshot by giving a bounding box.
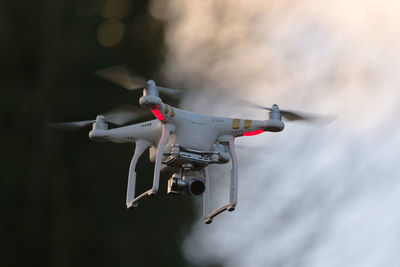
[51,65,330,224]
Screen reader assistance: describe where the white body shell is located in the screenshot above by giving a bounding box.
[89,103,284,151]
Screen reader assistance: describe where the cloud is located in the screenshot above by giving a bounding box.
[152,0,400,266]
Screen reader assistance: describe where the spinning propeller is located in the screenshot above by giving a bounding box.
[48,105,148,130]
[95,65,184,97]
[244,101,329,122]
[219,94,335,125]
[264,104,334,125]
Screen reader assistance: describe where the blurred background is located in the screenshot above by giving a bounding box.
[2,0,400,267]
[0,0,200,266]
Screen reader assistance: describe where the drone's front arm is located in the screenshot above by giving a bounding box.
[89,119,162,144]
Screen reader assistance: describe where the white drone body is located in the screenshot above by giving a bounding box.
[86,79,283,224]
[52,66,329,224]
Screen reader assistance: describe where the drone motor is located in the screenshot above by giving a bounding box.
[92,115,108,130]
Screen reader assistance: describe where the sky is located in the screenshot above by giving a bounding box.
[150,0,400,266]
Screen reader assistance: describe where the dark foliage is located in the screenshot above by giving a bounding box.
[0,0,197,266]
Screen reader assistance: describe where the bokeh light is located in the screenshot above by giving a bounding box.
[97,19,125,47]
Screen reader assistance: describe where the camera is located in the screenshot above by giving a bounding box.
[167,173,205,196]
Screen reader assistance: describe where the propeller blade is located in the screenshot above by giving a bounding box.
[225,96,335,126]
[262,107,308,121]
[157,86,185,97]
[47,120,95,130]
[96,65,186,97]
[280,110,313,122]
[239,98,269,110]
[48,105,149,131]
[104,104,149,125]
[274,109,335,125]
[95,65,147,90]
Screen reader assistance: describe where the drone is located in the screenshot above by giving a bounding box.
[51,65,331,224]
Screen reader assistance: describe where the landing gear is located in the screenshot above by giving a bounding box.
[202,136,238,224]
[126,123,172,209]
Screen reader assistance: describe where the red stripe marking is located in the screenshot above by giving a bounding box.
[151,109,165,121]
[243,129,264,136]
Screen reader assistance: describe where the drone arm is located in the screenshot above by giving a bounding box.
[126,140,151,209]
[203,136,238,224]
